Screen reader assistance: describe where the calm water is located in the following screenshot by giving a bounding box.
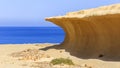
[0,27,65,44]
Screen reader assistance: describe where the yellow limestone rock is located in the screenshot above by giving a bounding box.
[46,4,120,59]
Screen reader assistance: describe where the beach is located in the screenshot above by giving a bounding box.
[0,44,119,68]
[0,0,119,68]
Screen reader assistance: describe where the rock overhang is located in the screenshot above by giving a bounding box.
[45,4,120,60]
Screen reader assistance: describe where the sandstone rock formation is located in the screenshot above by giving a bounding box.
[46,4,120,60]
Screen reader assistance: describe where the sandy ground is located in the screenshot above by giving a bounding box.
[0,44,119,68]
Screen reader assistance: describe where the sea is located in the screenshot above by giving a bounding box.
[0,27,65,44]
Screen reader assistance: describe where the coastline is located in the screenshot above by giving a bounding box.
[0,43,59,45]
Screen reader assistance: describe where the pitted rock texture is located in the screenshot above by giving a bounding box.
[46,4,120,59]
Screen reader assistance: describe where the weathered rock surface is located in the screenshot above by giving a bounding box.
[46,4,120,60]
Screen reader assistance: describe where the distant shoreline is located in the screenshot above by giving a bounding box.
[0,43,59,45]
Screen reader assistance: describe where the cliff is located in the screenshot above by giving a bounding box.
[45,4,120,60]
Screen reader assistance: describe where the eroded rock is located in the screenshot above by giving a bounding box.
[46,4,120,60]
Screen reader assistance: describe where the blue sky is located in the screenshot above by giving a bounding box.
[0,0,119,27]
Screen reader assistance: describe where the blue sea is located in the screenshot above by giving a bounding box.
[0,27,65,44]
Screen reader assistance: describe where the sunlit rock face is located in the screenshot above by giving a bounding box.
[46,4,120,59]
